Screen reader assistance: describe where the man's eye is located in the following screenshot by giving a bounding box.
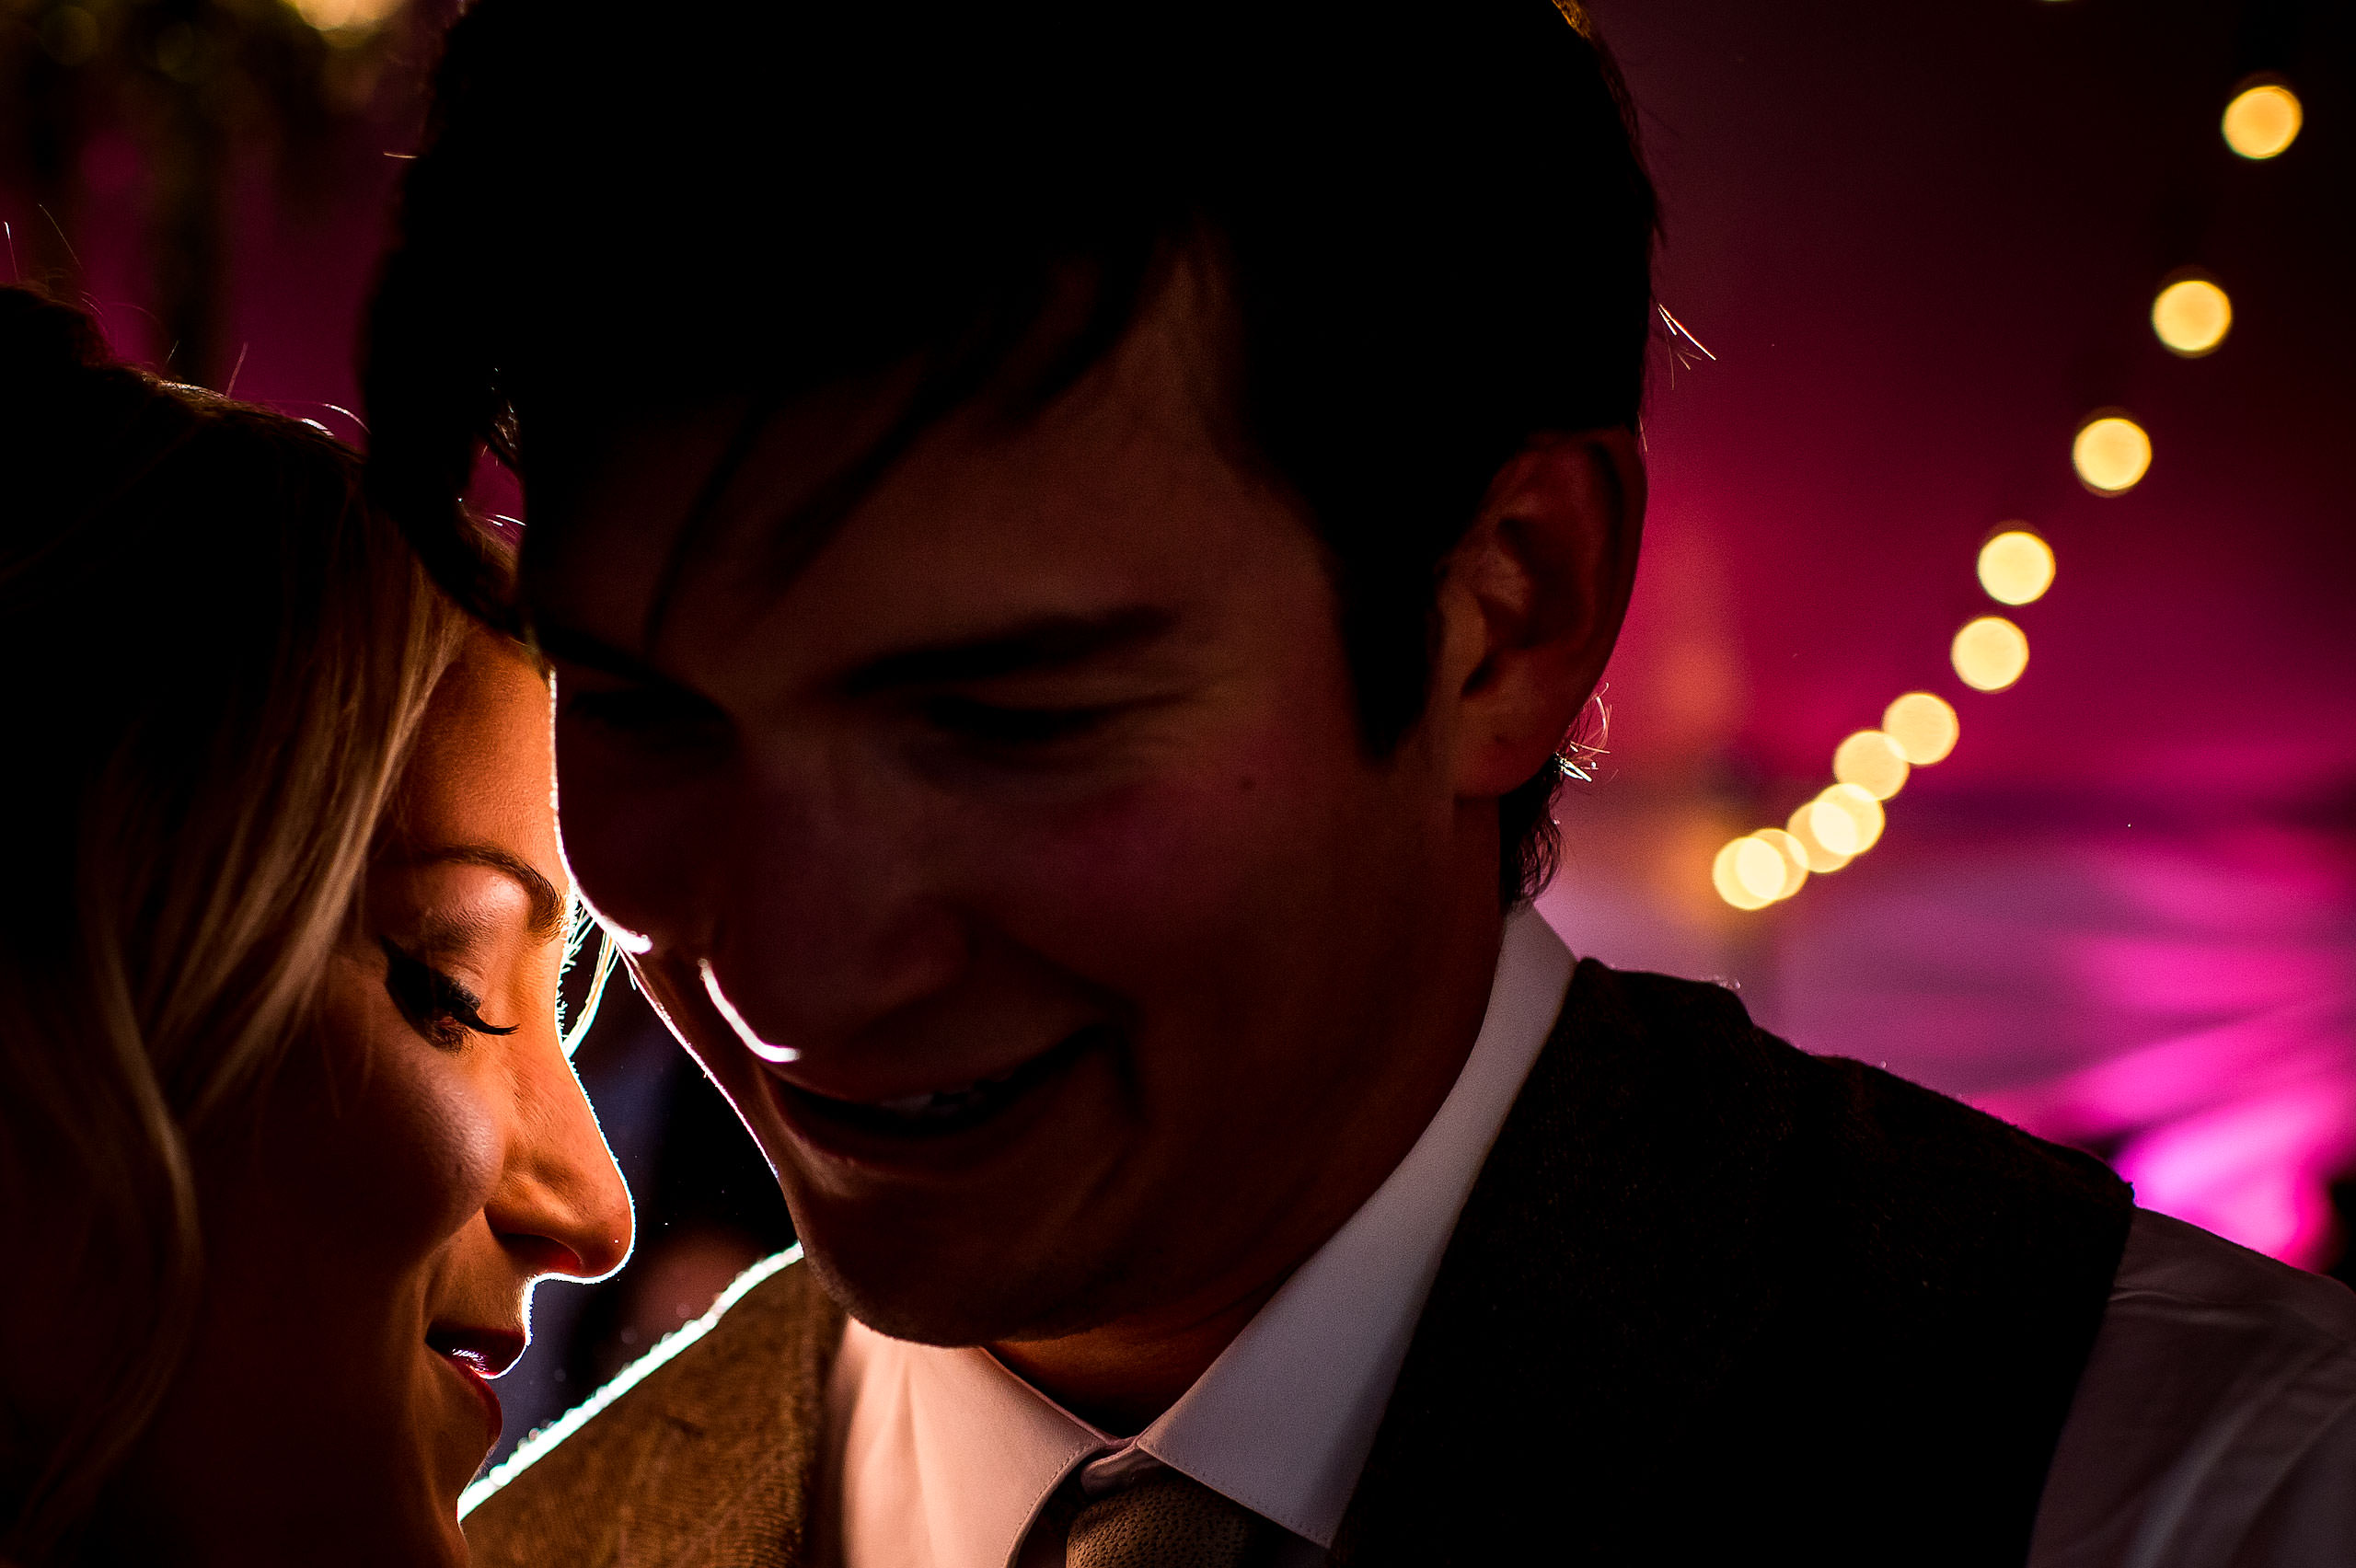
[563,684,730,743]
[922,697,1114,749]
[380,939,516,1051]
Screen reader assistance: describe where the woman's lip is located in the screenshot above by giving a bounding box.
[430,1344,504,1443]
[425,1324,524,1446]
[427,1324,526,1378]
[760,1025,1111,1178]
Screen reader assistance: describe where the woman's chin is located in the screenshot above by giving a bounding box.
[422,1345,505,1503]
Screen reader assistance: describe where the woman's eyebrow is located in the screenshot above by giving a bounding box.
[395,845,567,942]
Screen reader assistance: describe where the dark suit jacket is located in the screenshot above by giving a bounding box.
[465,961,2131,1567]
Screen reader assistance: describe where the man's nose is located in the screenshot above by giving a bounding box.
[693,771,971,1055]
[484,1034,633,1283]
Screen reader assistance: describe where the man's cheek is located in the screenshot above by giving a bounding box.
[552,740,708,946]
[994,750,1322,945]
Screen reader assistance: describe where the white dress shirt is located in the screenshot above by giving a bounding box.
[821,910,2356,1567]
[2030,1210,2356,1566]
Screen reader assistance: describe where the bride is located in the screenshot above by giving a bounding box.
[0,286,631,1565]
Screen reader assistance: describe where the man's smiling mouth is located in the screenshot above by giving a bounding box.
[772,1026,1109,1139]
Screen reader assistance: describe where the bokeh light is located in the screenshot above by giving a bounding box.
[1812,784,1887,856]
[2152,277,2232,357]
[1713,836,1779,910]
[1833,730,1911,801]
[2073,415,2152,495]
[1977,529,2055,605]
[1952,616,2030,691]
[288,0,403,32]
[1785,804,1854,873]
[1754,829,1811,899]
[1802,799,1860,858]
[2222,84,2303,160]
[1735,836,1789,902]
[38,5,98,63]
[1882,692,1959,765]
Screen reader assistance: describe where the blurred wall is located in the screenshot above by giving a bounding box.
[1555,0,2356,1265]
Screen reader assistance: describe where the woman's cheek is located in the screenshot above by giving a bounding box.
[364,1043,502,1254]
[297,981,504,1269]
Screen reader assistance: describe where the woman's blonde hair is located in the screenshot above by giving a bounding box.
[0,287,480,1557]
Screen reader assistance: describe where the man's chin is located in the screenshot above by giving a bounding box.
[794,1219,1126,1350]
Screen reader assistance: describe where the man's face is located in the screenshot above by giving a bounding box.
[526,280,1501,1346]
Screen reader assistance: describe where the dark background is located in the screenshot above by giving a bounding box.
[4,0,2348,1470]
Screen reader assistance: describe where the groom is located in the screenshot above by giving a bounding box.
[365,3,2356,1563]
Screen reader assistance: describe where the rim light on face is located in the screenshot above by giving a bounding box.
[699,957,801,1064]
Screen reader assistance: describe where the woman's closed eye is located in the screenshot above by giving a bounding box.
[379,938,517,1050]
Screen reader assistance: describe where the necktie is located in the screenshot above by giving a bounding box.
[1064,1466,1285,1568]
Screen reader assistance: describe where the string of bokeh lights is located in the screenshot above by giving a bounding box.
[1712,75,2304,911]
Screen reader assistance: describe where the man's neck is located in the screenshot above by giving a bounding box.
[989,1276,1290,1435]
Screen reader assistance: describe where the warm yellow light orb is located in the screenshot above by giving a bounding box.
[1735,836,1791,902]
[289,0,402,29]
[1813,783,1887,856]
[1977,529,2055,606]
[1832,731,1911,801]
[1713,836,1778,911]
[1785,804,1853,873]
[1952,616,2029,692]
[1881,692,1959,766]
[1802,799,1859,859]
[2223,84,2303,160]
[2073,415,2152,495]
[1753,829,1811,900]
[2152,278,2232,357]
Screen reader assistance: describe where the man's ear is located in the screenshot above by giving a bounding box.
[1432,427,1646,801]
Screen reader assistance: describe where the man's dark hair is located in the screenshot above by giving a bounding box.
[364,0,1656,905]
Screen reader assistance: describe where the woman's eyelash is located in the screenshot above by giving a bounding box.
[378,939,517,1049]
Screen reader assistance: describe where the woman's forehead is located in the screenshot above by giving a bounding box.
[393,636,567,916]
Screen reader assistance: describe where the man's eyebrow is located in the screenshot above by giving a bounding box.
[838,607,1177,696]
[398,845,568,942]
[532,621,680,686]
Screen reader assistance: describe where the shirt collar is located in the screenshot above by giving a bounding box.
[1134,907,1573,1546]
[830,1325,1103,1568]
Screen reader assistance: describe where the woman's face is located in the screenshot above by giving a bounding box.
[108,634,633,1566]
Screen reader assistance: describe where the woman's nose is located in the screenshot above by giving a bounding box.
[483,1034,634,1282]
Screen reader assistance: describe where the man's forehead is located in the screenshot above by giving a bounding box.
[524,370,913,618]
[520,276,1270,669]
